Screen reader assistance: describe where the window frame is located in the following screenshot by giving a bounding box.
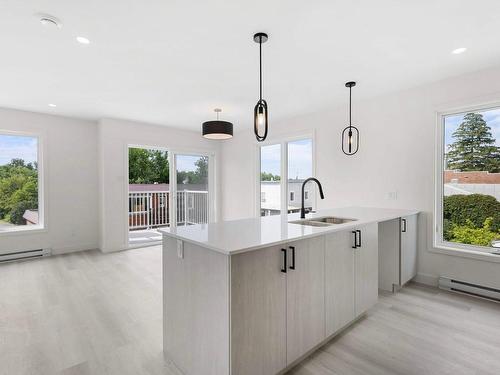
[434,103,500,262]
[0,130,45,235]
[255,131,316,217]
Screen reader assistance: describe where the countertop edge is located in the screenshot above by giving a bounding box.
[161,208,420,255]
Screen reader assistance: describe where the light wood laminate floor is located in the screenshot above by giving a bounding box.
[1,246,499,375]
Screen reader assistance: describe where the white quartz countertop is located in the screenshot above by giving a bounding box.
[160,207,419,255]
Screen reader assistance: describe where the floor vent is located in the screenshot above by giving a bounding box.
[0,248,51,263]
[439,277,500,303]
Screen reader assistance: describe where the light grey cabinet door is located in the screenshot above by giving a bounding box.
[231,245,287,375]
[286,236,326,365]
[325,230,356,337]
[400,214,418,285]
[354,223,379,317]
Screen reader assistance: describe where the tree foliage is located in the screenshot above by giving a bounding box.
[260,172,281,181]
[446,113,500,172]
[128,149,208,185]
[129,148,169,184]
[448,218,499,247]
[177,157,208,185]
[0,159,38,224]
[443,194,500,245]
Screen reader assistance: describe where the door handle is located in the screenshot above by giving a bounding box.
[289,246,295,270]
[352,231,357,249]
[402,218,407,233]
[281,248,287,273]
[356,229,362,247]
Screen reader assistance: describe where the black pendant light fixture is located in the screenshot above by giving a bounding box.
[253,32,269,142]
[202,108,233,140]
[341,81,359,155]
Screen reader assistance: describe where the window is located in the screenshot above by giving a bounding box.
[436,107,500,254]
[0,133,42,232]
[260,144,281,216]
[258,137,314,216]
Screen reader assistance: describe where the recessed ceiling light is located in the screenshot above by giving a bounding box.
[36,13,62,28]
[452,47,467,55]
[48,103,57,107]
[76,36,90,45]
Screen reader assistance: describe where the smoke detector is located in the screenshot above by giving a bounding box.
[36,13,62,29]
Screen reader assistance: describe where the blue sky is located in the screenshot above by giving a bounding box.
[176,154,207,172]
[261,139,312,179]
[445,108,500,148]
[0,135,38,166]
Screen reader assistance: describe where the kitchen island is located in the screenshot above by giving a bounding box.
[161,207,418,375]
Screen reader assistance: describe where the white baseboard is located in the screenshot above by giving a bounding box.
[414,272,439,287]
[51,243,99,255]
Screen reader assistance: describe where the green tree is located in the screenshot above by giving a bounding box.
[448,218,499,247]
[446,113,500,172]
[128,148,169,184]
[0,159,38,224]
[260,172,280,181]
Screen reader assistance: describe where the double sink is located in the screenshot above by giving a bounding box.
[289,216,357,227]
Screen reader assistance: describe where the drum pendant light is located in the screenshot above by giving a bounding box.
[253,32,269,142]
[341,81,360,155]
[202,108,233,140]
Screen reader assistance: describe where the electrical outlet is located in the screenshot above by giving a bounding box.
[386,191,398,200]
[177,240,184,259]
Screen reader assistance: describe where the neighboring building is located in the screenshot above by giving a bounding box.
[444,170,500,201]
[22,210,39,225]
[260,179,316,216]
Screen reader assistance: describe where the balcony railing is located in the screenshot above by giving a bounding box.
[128,190,208,230]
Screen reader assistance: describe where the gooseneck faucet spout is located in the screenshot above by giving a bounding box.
[300,177,325,219]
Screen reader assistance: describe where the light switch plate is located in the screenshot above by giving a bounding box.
[177,240,184,259]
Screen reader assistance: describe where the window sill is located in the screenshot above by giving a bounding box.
[431,243,500,263]
[0,225,47,236]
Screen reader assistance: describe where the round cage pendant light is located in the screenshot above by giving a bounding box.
[202,108,233,140]
[341,81,359,155]
[253,32,269,142]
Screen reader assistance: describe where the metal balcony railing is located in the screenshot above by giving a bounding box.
[128,190,208,230]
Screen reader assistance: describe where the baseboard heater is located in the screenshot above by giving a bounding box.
[0,248,51,263]
[439,277,500,303]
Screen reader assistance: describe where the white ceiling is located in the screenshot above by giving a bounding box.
[1,0,500,131]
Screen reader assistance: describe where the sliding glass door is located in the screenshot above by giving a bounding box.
[127,147,213,247]
[175,154,210,226]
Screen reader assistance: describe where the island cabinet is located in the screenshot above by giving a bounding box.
[231,235,325,374]
[163,224,379,375]
[325,223,378,337]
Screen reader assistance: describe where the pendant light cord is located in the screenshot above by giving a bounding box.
[349,86,352,127]
[259,37,263,101]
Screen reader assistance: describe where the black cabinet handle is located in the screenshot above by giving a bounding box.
[352,231,357,249]
[281,248,287,273]
[289,246,295,270]
[356,229,362,247]
[402,218,407,233]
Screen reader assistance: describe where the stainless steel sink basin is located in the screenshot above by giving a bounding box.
[289,216,357,226]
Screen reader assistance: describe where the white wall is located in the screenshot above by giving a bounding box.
[98,118,220,252]
[221,65,500,289]
[0,108,99,255]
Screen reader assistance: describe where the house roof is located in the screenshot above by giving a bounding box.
[22,209,38,224]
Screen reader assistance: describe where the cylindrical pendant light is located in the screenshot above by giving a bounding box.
[202,108,233,140]
[253,32,269,142]
[341,81,360,155]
